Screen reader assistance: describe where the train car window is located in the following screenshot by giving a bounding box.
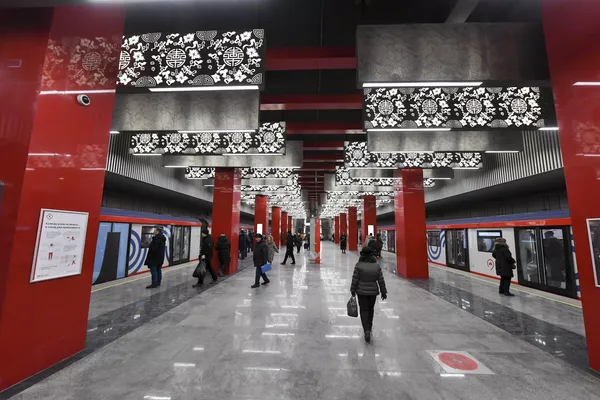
[140,226,155,248]
[477,230,502,253]
[428,231,441,247]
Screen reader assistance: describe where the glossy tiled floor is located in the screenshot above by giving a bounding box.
[5,243,600,400]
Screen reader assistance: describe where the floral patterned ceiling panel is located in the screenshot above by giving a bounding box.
[184,167,215,179]
[118,30,265,89]
[185,167,296,179]
[363,87,555,130]
[326,191,394,200]
[344,141,482,169]
[130,122,285,155]
[335,167,436,188]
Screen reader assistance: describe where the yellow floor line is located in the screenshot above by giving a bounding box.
[429,263,582,309]
[91,263,196,293]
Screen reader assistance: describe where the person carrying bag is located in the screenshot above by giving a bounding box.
[350,246,387,343]
[251,233,271,288]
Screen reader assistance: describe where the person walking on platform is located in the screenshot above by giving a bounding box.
[281,231,296,265]
[144,225,166,289]
[367,235,377,253]
[492,238,517,296]
[216,233,231,277]
[350,246,387,343]
[295,233,302,254]
[194,228,218,287]
[251,234,270,288]
[266,234,279,263]
[340,233,347,254]
[376,233,383,259]
[239,230,248,260]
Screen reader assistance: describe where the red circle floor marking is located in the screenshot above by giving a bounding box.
[438,352,479,371]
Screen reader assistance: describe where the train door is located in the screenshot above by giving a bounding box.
[446,229,469,271]
[514,226,577,298]
[387,230,396,253]
[171,226,192,265]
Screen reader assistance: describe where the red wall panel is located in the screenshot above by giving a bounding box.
[0,5,125,390]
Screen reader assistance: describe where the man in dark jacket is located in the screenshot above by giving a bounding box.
[281,231,296,265]
[239,230,247,260]
[194,228,218,287]
[492,238,516,296]
[144,226,166,289]
[376,233,383,259]
[216,233,231,277]
[295,233,302,254]
[251,233,270,288]
[350,246,387,342]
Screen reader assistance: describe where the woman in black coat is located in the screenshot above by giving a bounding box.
[340,234,347,254]
[492,238,517,296]
[216,234,231,277]
[350,246,387,343]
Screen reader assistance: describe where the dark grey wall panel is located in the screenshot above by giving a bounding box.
[374,130,563,216]
[357,24,549,85]
[425,130,563,202]
[367,130,524,153]
[106,134,254,214]
[111,91,259,131]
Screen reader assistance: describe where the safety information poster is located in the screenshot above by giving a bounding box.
[30,209,89,283]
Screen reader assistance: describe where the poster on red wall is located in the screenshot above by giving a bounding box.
[30,209,89,283]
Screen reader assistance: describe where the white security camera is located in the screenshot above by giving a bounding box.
[76,94,91,107]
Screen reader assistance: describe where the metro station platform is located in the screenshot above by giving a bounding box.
[4,243,600,400]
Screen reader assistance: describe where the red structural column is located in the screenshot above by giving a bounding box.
[281,212,288,244]
[212,168,241,275]
[340,212,348,238]
[348,207,358,251]
[254,195,268,236]
[271,207,281,247]
[288,215,293,233]
[362,196,377,245]
[543,0,600,371]
[0,5,124,391]
[394,170,428,279]
[334,215,340,244]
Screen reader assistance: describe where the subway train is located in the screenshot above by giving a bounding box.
[92,208,252,285]
[379,210,581,299]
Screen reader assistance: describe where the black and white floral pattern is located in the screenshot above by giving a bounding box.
[129,122,286,155]
[344,142,483,169]
[185,167,215,179]
[326,191,393,200]
[240,168,294,179]
[118,30,265,89]
[364,86,552,130]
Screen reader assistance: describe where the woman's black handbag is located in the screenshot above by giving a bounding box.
[193,261,206,278]
[347,295,359,318]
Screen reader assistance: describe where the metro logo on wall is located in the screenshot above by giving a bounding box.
[118,30,265,89]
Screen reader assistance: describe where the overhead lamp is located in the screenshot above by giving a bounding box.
[368,128,451,132]
[362,82,483,88]
[573,82,600,86]
[223,153,283,156]
[178,129,255,133]
[110,130,120,134]
[164,165,187,168]
[39,89,116,95]
[539,127,559,131]
[149,85,259,93]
